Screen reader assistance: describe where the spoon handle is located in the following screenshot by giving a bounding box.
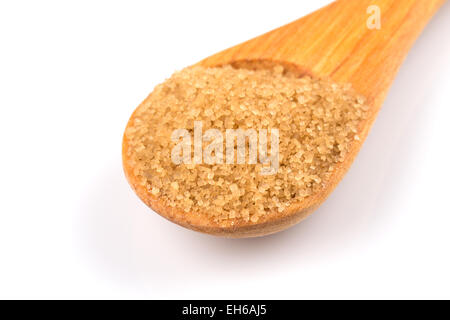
[200,0,445,108]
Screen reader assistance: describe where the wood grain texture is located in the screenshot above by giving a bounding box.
[123,0,445,237]
[200,0,445,109]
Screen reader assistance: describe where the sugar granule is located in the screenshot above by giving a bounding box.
[124,65,368,223]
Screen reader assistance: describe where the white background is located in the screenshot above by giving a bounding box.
[0,0,449,299]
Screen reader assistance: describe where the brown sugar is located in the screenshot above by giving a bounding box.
[123,65,368,224]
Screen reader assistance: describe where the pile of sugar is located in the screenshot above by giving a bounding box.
[124,65,368,224]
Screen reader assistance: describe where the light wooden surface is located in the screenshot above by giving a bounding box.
[124,0,445,237]
[200,0,445,110]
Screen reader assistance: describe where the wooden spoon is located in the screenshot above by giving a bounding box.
[123,0,445,237]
